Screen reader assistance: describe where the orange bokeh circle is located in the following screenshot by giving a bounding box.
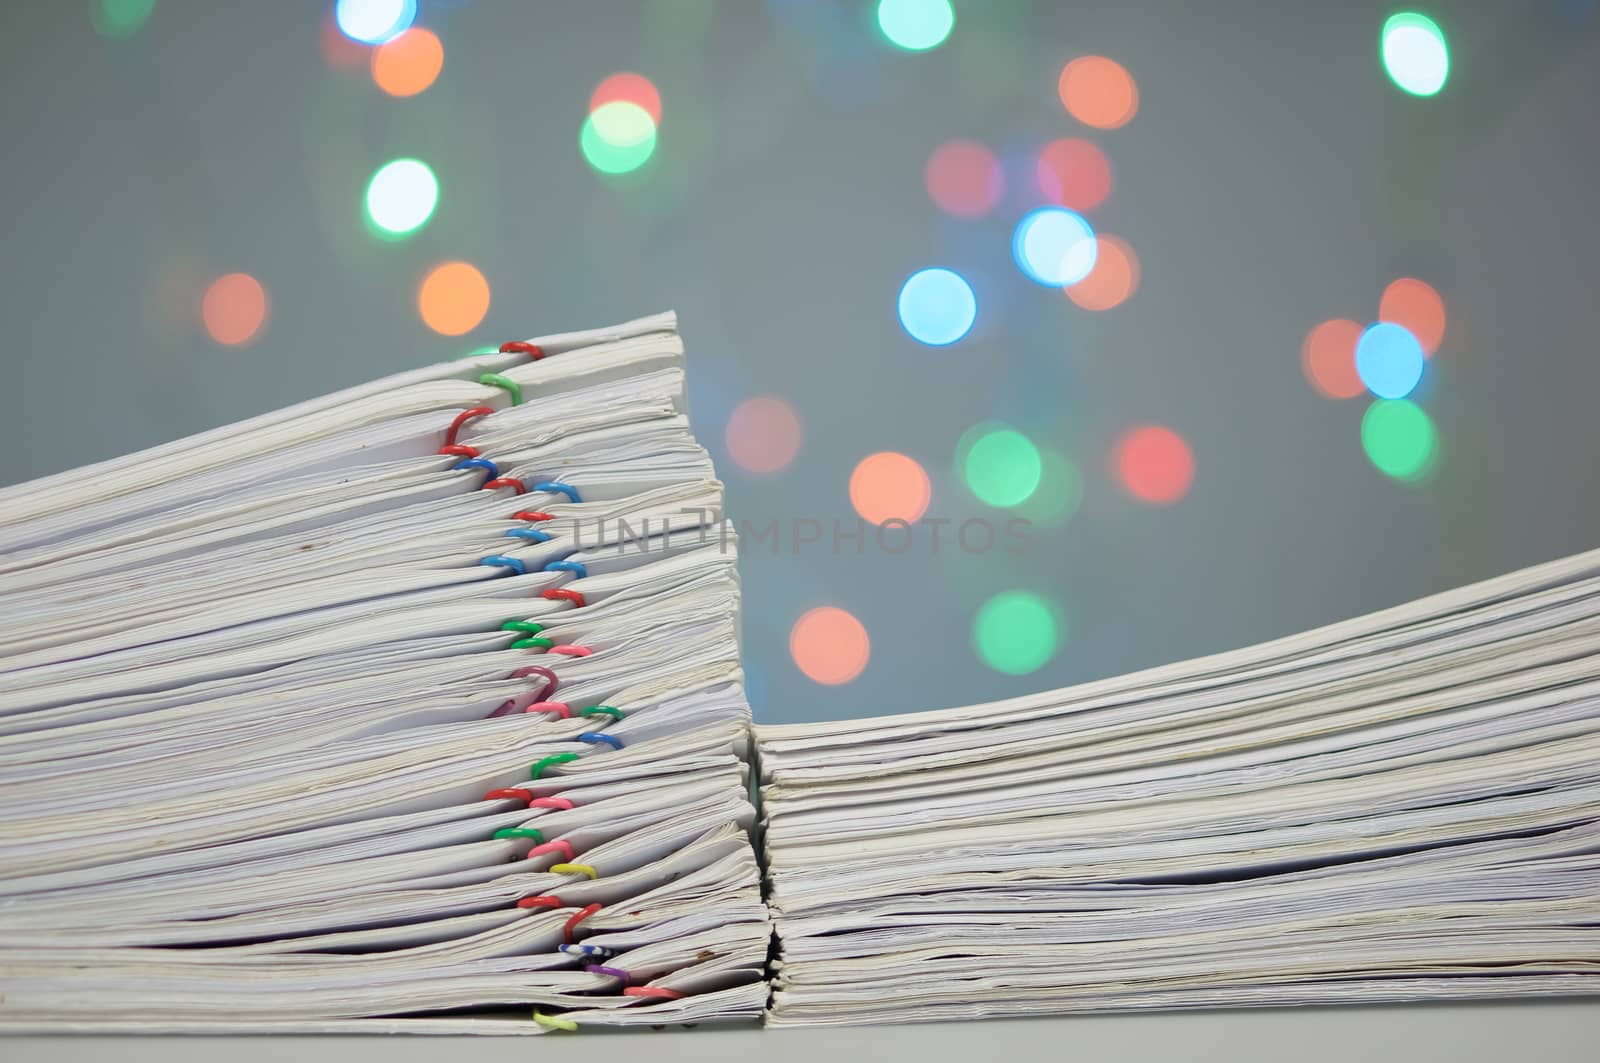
[790,606,871,685]
[1058,56,1138,130]
[418,261,490,336]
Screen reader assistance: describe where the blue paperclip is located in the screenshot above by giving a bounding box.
[452,457,500,479]
[533,481,582,504]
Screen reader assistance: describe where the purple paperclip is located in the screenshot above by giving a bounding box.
[586,964,631,984]
[511,665,560,699]
[485,665,561,718]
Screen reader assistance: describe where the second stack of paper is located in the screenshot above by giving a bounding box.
[758,548,1600,1026]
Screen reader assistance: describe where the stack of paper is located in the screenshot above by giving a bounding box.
[9,307,1598,1033]
[0,313,769,1034]
[758,549,1600,1026]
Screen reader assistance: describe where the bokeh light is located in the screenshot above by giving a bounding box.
[973,590,1061,675]
[850,452,932,525]
[1058,55,1138,129]
[320,10,368,69]
[925,139,1003,218]
[725,395,803,475]
[1035,138,1112,212]
[953,420,1000,480]
[200,273,268,347]
[371,27,443,97]
[1066,234,1139,311]
[1379,277,1446,356]
[790,606,871,685]
[91,0,155,38]
[417,261,490,336]
[963,426,1042,508]
[1361,398,1436,479]
[591,73,662,125]
[876,0,954,52]
[365,158,438,237]
[1009,447,1084,529]
[1013,207,1098,287]
[335,0,415,45]
[580,101,658,175]
[898,268,976,346]
[1381,12,1449,97]
[1301,318,1366,399]
[1355,321,1425,398]
[1113,425,1194,504]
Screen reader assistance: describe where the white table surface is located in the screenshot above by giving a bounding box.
[8,1002,1600,1062]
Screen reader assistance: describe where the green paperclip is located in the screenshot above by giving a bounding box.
[501,620,553,649]
[580,705,625,720]
[531,752,580,779]
[493,827,545,843]
[478,372,522,406]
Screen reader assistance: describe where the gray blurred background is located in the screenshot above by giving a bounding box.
[1,0,1597,725]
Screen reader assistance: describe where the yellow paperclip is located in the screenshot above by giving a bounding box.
[550,862,598,880]
[533,1011,577,1032]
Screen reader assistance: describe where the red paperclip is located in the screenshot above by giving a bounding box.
[548,645,592,657]
[524,701,572,718]
[487,789,577,809]
[563,903,602,944]
[482,477,527,494]
[444,406,494,448]
[624,987,686,1001]
[513,511,554,522]
[438,443,480,458]
[516,895,563,910]
[541,588,587,608]
[500,341,546,360]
